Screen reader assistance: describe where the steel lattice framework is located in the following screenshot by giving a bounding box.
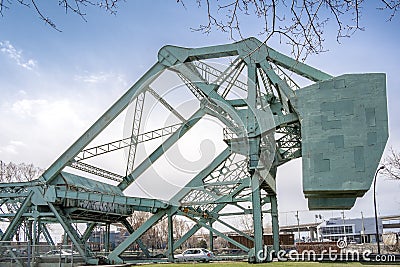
[0,38,388,264]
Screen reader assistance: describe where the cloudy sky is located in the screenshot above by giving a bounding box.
[0,1,399,227]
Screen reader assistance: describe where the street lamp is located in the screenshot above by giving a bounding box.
[373,165,385,254]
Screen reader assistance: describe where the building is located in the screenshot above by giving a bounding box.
[88,230,127,251]
[227,233,295,249]
[317,217,383,243]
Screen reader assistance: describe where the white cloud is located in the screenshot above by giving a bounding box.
[0,97,90,166]
[74,71,126,85]
[11,99,47,117]
[10,98,87,130]
[0,40,37,70]
[18,90,27,96]
[0,140,26,155]
[0,65,129,167]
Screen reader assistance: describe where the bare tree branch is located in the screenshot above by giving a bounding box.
[383,147,400,180]
[0,0,398,59]
[0,0,121,31]
[191,0,395,60]
[0,160,43,182]
[380,0,400,20]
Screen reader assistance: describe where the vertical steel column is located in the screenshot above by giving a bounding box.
[27,220,33,267]
[63,232,68,245]
[247,62,264,262]
[167,214,174,261]
[209,221,214,251]
[105,224,110,252]
[250,172,263,262]
[32,217,37,261]
[270,194,280,253]
[28,220,33,245]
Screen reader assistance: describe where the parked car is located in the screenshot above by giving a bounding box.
[40,249,79,258]
[175,248,215,262]
[1,248,27,261]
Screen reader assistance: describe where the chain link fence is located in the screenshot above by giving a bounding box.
[0,242,84,266]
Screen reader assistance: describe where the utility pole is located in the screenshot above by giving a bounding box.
[0,160,4,181]
[361,212,365,244]
[374,165,385,254]
[341,211,346,242]
[295,211,300,242]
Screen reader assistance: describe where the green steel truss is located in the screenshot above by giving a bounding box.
[0,37,388,264]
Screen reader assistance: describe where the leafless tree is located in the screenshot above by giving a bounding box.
[237,214,253,232]
[383,147,400,180]
[214,236,229,249]
[124,211,193,250]
[264,222,272,234]
[0,161,44,242]
[0,160,43,182]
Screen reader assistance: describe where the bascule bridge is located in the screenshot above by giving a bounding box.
[0,38,388,264]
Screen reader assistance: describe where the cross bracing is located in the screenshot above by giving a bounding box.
[0,37,388,265]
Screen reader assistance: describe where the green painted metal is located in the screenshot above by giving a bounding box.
[54,187,167,210]
[111,148,233,258]
[250,173,264,262]
[0,191,33,242]
[214,217,255,242]
[209,221,214,251]
[74,122,184,162]
[40,223,55,247]
[170,147,232,203]
[105,223,110,252]
[0,37,388,265]
[47,202,94,263]
[291,74,388,209]
[108,209,168,263]
[119,218,151,257]
[109,148,231,260]
[81,222,97,243]
[177,210,250,252]
[125,91,146,177]
[167,214,174,261]
[270,194,279,252]
[172,224,201,251]
[173,179,252,251]
[54,171,123,195]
